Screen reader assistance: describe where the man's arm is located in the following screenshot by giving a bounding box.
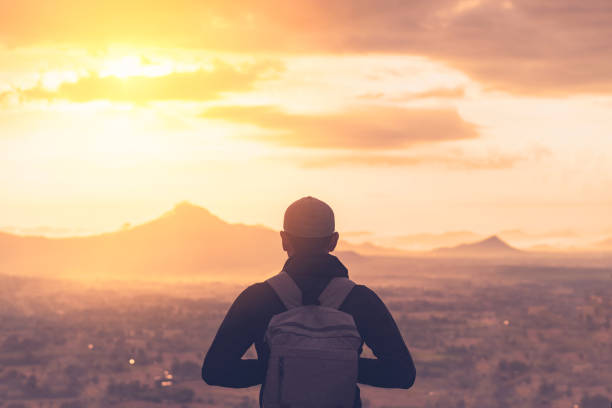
[343,285,416,389]
[202,285,266,388]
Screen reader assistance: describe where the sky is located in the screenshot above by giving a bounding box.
[1,0,612,247]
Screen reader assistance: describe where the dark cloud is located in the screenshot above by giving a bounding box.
[200,105,479,149]
[2,1,612,94]
[20,60,282,103]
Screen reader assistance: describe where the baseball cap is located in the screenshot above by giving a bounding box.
[283,196,335,238]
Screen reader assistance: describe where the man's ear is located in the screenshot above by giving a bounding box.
[328,232,339,252]
[280,230,290,252]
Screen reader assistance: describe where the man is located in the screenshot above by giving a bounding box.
[202,196,416,407]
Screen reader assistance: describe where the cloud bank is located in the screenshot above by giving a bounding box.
[19,60,282,103]
[2,0,612,94]
[299,151,522,170]
[200,105,479,149]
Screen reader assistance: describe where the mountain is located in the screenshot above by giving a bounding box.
[433,235,522,257]
[0,202,409,280]
[0,202,286,280]
[1,202,535,280]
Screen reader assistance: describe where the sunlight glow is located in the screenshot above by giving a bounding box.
[99,55,173,78]
[101,56,142,78]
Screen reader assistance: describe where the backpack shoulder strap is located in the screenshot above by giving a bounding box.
[318,277,356,309]
[266,271,302,310]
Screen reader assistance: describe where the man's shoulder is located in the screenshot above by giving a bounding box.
[341,283,387,311]
[240,279,275,299]
[348,283,380,298]
[235,277,285,312]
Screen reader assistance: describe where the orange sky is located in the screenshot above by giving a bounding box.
[1,0,612,247]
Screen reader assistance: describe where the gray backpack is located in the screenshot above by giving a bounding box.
[262,271,362,408]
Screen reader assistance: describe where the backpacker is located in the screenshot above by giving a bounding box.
[262,271,362,408]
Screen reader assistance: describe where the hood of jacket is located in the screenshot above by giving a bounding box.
[282,253,349,305]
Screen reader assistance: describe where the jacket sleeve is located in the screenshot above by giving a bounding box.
[344,285,416,389]
[202,285,266,388]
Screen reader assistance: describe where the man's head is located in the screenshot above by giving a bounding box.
[280,196,339,256]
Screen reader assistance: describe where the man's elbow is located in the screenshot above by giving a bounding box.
[201,360,222,386]
[398,366,416,389]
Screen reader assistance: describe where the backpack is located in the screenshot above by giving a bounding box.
[262,271,362,408]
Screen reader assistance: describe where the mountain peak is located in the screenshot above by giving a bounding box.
[434,234,521,256]
[167,201,211,215]
[467,235,518,251]
[172,201,205,213]
[480,235,506,246]
[157,201,225,227]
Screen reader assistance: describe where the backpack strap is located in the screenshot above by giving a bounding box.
[266,271,302,310]
[318,277,355,309]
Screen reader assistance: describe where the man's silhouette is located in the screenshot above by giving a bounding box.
[202,196,415,407]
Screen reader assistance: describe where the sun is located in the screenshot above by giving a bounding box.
[100,56,144,78]
[98,54,174,79]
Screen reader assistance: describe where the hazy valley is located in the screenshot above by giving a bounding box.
[1,203,611,408]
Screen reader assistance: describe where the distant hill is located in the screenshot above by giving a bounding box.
[0,202,286,280]
[0,202,409,280]
[1,203,539,279]
[433,235,522,257]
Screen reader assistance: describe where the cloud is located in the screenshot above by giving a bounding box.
[2,1,612,94]
[298,151,523,170]
[498,229,579,241]
[297,145,550,168]
[359,87,466,101]
[200,105,479,149]
[20,60,282,103]
[408,87,466,99]
[342,230,373,238]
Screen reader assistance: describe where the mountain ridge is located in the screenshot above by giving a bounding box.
[0,202,404,280]
[0,202,285,279]
[433,235,522,256]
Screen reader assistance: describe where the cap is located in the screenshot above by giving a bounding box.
[283,196,335,238]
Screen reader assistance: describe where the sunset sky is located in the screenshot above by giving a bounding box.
[1,0,612,247]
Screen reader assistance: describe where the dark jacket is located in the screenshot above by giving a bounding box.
[202,253,416,407]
